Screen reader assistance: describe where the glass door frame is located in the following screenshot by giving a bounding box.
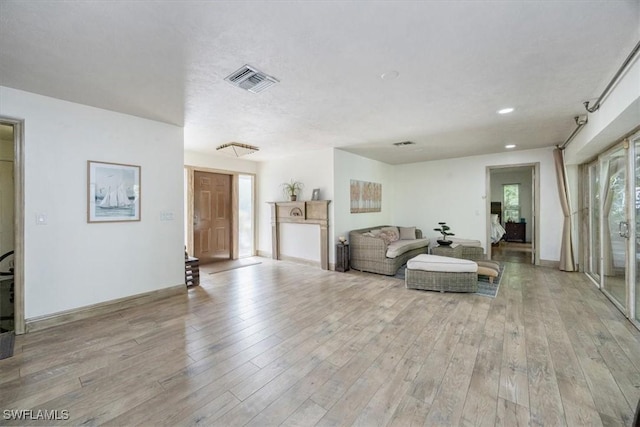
[238,174,256,258]
[585,135,640,328]
[583,160,601,285]
[631,133,640,329]
[598,143,629,314]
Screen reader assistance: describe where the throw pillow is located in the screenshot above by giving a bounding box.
[381,226,399,235]
[378,230,393,244]
[378,229,400,244]
[370,229,382,236]
[399,226,416,240]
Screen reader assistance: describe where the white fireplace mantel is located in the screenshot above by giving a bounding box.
[268,200,331,270]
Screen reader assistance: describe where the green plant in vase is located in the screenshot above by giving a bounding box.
[433,222,455,246]
[281,179,304,201]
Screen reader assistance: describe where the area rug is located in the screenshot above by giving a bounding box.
[394,263,504,298]
[0,331,15,360]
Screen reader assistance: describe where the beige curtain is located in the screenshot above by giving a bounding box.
[553,148,577,271]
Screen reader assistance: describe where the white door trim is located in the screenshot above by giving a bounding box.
[0,116,25,334]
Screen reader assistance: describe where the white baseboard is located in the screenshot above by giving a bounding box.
[256,250,327,270]
[539,259,560,269]
[279,254,322,269]
[26,284,186,333]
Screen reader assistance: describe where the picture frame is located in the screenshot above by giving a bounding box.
[87,160,141,223]
[311,188,320,201]
[350,179,381,213]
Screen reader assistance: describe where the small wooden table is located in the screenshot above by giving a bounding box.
[335,243,350,272]
[185,257,200,287]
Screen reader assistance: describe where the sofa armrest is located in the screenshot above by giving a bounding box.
[349,231,388,261]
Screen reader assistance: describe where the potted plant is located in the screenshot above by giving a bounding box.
[281,179,304,201]
[433,221,455,246]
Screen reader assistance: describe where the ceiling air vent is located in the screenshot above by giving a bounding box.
[224,65,279,93]
[393,141,415,147]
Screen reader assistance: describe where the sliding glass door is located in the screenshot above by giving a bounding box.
[601,147,627,310]
[585,133,640,328]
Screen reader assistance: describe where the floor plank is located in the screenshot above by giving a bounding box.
[1,258,639,426]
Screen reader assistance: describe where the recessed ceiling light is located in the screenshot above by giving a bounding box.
[497,107,514,115]
[505,144,516,149]
[381,70,399,80]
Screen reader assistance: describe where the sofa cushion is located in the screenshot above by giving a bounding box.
[407,254,478,273]
[386,238,429,258]
[399,226,417,240]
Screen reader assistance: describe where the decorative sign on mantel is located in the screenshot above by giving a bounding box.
[268,200,331,270]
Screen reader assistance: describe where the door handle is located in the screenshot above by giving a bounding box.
[619,221,630,238]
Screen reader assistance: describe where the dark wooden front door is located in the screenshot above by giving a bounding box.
[194,171,231,264]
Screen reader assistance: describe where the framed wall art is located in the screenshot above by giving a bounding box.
[350,179,381,213]
[87,160,141,223]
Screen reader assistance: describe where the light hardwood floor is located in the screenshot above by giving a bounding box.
[491,242,532,264]
[2,258,640,426]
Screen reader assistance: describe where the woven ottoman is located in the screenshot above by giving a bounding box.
[405,254,478,293]
[476,260,500,284]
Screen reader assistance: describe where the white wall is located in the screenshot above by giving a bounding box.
[257,148,334,263]
[393,147,562,262]
[184,150,258,174]
[0,87,185,319]
[333,149,394,243]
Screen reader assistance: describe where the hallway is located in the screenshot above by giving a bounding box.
[491,241,533,264]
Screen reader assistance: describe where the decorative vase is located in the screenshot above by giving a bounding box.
[437,239,452,246]
[290,195,297,201]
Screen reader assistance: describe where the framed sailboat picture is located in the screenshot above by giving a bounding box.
[87,160,141,223]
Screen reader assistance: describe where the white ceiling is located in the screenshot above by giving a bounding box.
[0,1,638,164]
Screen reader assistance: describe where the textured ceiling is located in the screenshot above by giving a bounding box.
[0,1,638,164]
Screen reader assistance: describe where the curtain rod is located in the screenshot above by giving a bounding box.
[560,39,640,150]
[558,116,588,150]
[584,39,640,113]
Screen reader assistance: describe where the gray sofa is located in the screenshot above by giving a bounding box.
[349,225,429,275]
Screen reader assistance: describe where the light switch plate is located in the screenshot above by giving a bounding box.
[36,213,47,225]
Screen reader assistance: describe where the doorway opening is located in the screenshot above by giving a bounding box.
[184,167,255,266]
[486,163,540,265]
[0,117,24,335]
